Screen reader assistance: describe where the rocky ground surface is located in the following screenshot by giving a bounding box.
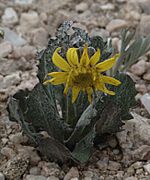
[0,0,150,179]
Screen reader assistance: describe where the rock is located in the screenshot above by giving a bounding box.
[17,145,41,166]
[144,164,150,174]
[138,0,150,15]
[75,2,88,13]
[126,166,135,176]
[100,3,115,10]
[138,15,150,36]
[0,172,5,180]
[30,27,48,48]
[1,154,29,180]
[25,175,47,180]
[96,158,109,170]
[140,93,150,115]
[2,28,27,47]
[116,0,126,3]
[83,178,92,180]
[15,0,36,7]
[1,138,8,145]
[29,167,41,175]
[124,177,138,180]
[9,132,28,144]
[40,162,60,177]
[47,176,59,180]
[130,60,147,76]
[117,114,150,164]
[64,167,79,180]
[19,11,39,34]
[106,19,128,32]
[135,83,147,94]
[0,72,21,89]
[0,58,19,76]
[1,147,16,159]
[2,8,18,26]
[143,70,150,81]
[107,160,121,171]
[0,41,12,58]
[131,161,143,169]
[132,145,150,161]
[126,11,141,21]
[11,45,36,59]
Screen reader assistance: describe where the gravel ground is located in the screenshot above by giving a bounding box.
[0,0,150,179]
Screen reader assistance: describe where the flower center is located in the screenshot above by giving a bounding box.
[72,72,93,88]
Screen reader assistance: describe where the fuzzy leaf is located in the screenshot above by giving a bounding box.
[8,83,65,142]
[66,73,137,146]
[38,137,73,164]
[71,129,95,163]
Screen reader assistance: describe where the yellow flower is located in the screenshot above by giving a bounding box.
[44,45,121,103]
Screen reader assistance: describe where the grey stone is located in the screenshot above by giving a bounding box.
[2,28,27,46]
[0,72,21,89]
[0,58,18,76]
[131,161,143,169]
[107,160,121,171]
[64,167,79,180]
[2,8,18,26]
[1,153,29,180]
[124,177,138,180]
[100,3,115,10]
[30,27,48,48]
[9,132,28,144]
[19,11,39,34]
[29,167,41,175]
[0,172,5,180]
[47,176,59,180]
[140,93,150,115]
[130,60,147,76]
[106,19,128,32]
[144,164,150,174]
[143,70,150,81]
[11,45,36,59]
[25,175,47,180]
[75,2,88,12]
[15,0,36,6]
[138,15,150,36]
[138,0,150,15]
[1,147,16,159]
[97,158,108,170]
[0,41,12,57]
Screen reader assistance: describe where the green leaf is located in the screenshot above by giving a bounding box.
[66,73,137,146]
[8,83,66,142]
[71,129,95,163]
[38,136,74,164]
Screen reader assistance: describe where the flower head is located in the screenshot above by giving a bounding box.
[44,45,121,103]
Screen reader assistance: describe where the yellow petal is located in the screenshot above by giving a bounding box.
[63,76,70,95]
[80,45,90,66]
[66,48,79,66]
[90,48,101,65]
[44,76,67,85]
[101,75,121,86]
[86,87,93,102]
[52,47,71,71]
[96,83,115,95]
[72,86,81,103]
[96,54,120,72]
[47,72,68,78]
